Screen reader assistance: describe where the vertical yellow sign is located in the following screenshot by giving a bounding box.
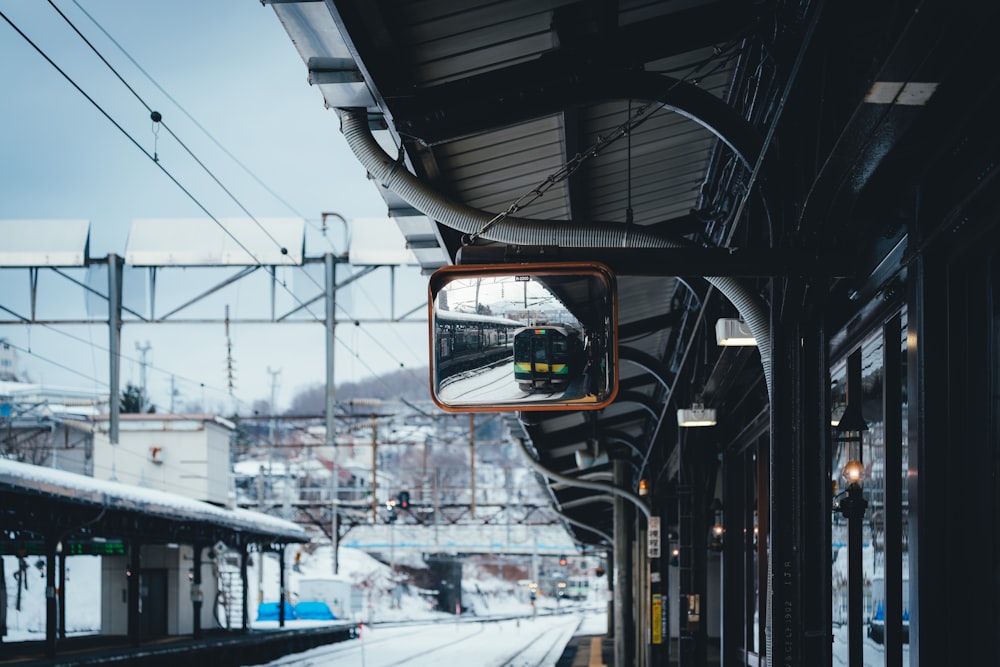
[652,593,663,644]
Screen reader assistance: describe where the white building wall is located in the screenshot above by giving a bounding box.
[91,416,232,505]
[100,546,219,636]
[100,555,129,636]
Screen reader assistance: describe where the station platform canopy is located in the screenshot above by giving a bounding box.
[0,219,90,267]
[125,217,305,266]
[0,458,307,547]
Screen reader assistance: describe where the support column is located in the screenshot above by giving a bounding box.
[882,314,903,667]
[844,352,865,667]
[44,535,57,657]
[635,521,648,667]
[768,283,831,667]
[58,544,66,640]
[677,481,695,667]
[127,542,140,646]
[107,253,123,444]
[613,457,633,667]
[279,546,288,628]
[192,544,204,638]
[606,546,615,638]
[240,544,250,632]
[325,253,339,574]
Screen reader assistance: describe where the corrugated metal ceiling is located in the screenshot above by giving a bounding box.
[270,0,765,548]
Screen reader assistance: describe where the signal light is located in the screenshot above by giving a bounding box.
[398,491,410,509]
[559,555,567,566]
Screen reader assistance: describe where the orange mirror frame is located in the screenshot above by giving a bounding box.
[428,262,618,412]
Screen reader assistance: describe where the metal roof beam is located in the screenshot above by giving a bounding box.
[389,68,762,167]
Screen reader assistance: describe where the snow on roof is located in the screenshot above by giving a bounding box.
[0,380,105,404]
[0,458,306,542]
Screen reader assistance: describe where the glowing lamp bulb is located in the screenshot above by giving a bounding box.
[842,459,865,486]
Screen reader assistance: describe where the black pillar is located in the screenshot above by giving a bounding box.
[279,546,287,628]
[240,543,250,632]
[768,283,831,666]
[612,457,634,667]
[847,351,865,667]
[0,558,6,644]
[192,544,204,638]
[840,483,866,667]
[44,536,57,657]
[127,542,141,646]
[882,314,903,667]
[58,546,66,640]
[721,450,744,666]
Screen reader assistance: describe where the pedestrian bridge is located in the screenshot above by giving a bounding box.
[339,523,578,556]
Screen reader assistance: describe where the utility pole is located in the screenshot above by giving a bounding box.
[168,375,177,414]
[267,367,281,502]
[225,305,236,396]
[135,341,152,410]
[324,251,339,575]
[371,417,378,523]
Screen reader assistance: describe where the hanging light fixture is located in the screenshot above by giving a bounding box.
[677,403,717,427]
[834,402,868,492]
[715,318,757,346]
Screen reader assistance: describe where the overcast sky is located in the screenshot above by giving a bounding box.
[0,0,430,413]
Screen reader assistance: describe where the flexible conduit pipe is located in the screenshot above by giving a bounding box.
[555,510,614,545]
[339,109,773,401]
[514,436,651,521]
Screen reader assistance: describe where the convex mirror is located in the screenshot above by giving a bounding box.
[428,262,617,412]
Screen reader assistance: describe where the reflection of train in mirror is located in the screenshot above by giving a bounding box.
[434,309,523,379]
[514,325,585,393]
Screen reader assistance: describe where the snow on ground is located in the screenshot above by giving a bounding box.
[257,611,602,667]
[2,554,103,641]
[2,544,559,640]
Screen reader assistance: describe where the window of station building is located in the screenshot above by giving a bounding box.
[830,306,908,666]
[830,357,849,644]
[859,328,885,667]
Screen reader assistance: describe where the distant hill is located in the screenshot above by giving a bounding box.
[286,366,431,415]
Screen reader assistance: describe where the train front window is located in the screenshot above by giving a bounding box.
[550,336,567,357]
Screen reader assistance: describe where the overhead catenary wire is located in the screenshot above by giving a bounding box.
[58,0,417,323]
[0,8,269,273]
[1,7,420,392]
[46,0,292,260]
[53,0,424,373]
[67,0,310,223]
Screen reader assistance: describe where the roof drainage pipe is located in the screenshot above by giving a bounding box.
[339,109,773,401]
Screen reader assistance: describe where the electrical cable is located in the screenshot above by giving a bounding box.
[55,1,423,372]
[47,0,293,261]
[67,0,309,222]
[2,8,420,394]
[0,8,269,272]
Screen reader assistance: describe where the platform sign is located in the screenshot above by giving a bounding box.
[648,515,661,558]
[652,594,664,644]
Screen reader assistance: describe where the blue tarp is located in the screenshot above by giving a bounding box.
[256,601,296,621]
[294,600,336,620]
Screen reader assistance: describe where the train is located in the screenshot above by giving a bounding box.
[513,324,586,393]
[434,309,524,380]
[559,576,592,601]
